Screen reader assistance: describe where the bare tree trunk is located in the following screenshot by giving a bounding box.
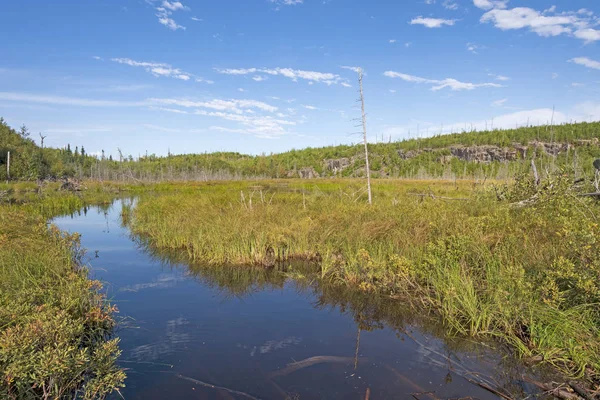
[358,69,372,205]
[6,151,10,181]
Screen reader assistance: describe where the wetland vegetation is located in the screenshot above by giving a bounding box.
[127,176,600,387]
[2,117,600,398]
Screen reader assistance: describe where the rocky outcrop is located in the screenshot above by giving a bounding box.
[450,145,518,163]
[287,167,320,179]
[397,150,420,160]
[324,158,352,173]
[531,141,572,156]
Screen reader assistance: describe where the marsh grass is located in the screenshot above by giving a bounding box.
[128,177,600,381]
[0,190,125,398]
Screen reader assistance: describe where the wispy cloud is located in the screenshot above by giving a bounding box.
[215,67,350,86]
[383,71,502,91]
[0,92,147,107]
[152,1,189,30]
[410,17,456,28]
[492,98,508,107]
[111,58,213,84]
[473,0,508,11]
[466,42,482,54]
[480,5,600,43]
[569,57,600,70]
[340,66,362,73]
[148,96,296,138]
[443,0,458,10]
[148,98,278,113]
[488,73,510,81]
[269,0,303,8]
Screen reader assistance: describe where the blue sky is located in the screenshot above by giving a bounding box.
[1,0,599,157]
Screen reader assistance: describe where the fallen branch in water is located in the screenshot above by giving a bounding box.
[175,374,262,400]
[523,378,581,400]
[269,356,358,378]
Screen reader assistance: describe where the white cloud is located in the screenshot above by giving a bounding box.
[473,0,508,11]
[570,56,600,70]
[162,1,187,11]
[443,0,458,10]
[216,67,349,86]
[0,92,147,107]
[552,72,559,79]
[92,56,103,61]
[383,71,502,91]
[111,58,212,84]
[389,39,397,43]
[268,0,303,8]
[574,29,600,43]
[488,73,510,81]
[410,17,456,28]
[149,96,293,138]
[303,105,318,110]
[148,98,278,113]
[190,16,203,22]
[252,75,267,82]
[340,66,362,73]
[492,98,508,107]
[480,6,600,43]
[466,42,481,54]
[153,1,189,30]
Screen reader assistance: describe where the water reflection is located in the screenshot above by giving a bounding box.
[53,199,547,399]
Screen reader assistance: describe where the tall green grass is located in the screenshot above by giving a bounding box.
[128,177,600,381]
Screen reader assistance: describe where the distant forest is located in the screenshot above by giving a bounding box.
[1,117,599,181]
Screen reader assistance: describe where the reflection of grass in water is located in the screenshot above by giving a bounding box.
[127,177,600,385]
[130,228,545,398]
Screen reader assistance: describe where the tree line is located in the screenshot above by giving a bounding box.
[2,117,599,181]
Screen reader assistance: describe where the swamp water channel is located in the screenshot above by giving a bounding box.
[55,199,548,400]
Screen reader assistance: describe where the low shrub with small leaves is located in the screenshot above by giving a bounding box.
[0,200,125,399]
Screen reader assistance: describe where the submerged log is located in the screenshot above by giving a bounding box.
[269,356,358,378]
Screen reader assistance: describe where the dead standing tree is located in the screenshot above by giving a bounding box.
[358,68,373,205]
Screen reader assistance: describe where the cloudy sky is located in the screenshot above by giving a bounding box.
[1,0,599,157]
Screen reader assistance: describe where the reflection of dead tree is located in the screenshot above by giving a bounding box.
[354,325,361,370]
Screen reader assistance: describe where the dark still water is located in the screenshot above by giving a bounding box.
[54,200,540,400]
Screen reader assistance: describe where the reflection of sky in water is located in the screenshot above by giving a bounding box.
[53,200,539,400]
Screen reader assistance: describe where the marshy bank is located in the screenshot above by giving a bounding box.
[126,177,600,395]
[0,191,126,399]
